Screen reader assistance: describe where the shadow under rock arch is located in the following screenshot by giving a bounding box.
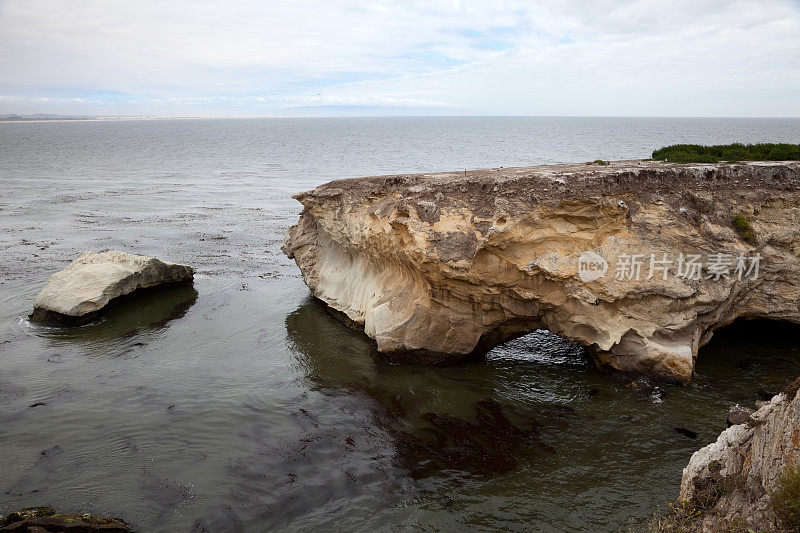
[693,318,800,396]
[285,296,560,479]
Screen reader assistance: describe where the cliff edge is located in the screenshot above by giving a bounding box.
[676,385,800,530]
[282,160,800,382]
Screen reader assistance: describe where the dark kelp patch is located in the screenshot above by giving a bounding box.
[398,401,554,479]
[343,382,554,479]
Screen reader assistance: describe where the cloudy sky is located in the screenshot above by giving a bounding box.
[0,0,798,116]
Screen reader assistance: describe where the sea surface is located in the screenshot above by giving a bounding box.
[1,117,800,532]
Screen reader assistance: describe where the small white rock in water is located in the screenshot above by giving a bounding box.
[30,251,194,325]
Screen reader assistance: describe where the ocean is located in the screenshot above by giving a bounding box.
[1,116,799,531]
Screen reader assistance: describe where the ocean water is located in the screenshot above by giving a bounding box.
[1,117,799,532]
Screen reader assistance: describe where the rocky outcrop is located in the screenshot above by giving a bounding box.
[282,161,800,382]
[0,507,130,532]
[678,388,800,530]
[31,251,194,325]
[726,404,755,427]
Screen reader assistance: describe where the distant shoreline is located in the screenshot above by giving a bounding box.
[2,115,799,123]
[0,115,287,123]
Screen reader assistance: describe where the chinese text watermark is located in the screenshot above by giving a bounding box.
[578,251,760,283]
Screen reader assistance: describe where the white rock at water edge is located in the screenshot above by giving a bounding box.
[31,250,194,324]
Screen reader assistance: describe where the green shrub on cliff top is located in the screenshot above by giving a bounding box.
[771,463,800,530]
[652,143,800,163]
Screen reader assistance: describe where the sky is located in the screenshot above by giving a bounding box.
[0,0,798,117]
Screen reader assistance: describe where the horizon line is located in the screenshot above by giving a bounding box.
[2,114,800,122]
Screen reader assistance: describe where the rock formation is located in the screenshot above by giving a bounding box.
[30,251,194,325]
[726,404,755,427]
[282,161,800,382]
[0,506,130,532]
[678,386,800,530]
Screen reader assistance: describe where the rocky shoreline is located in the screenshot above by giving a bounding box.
[283,160,800,382]
[655,380,800,531]
[0,507,130,532]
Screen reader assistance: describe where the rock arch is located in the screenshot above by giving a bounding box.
[283,161,800,382]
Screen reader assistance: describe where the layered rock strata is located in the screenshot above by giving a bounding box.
[283,161,800,381]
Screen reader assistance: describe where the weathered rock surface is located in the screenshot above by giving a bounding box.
[0,506,130,532]
[31,251,194,325]
[679,389,800,530]
[726,404,755,427]
[283,160,800,381]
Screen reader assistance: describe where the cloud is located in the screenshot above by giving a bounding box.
[0,0,798,115]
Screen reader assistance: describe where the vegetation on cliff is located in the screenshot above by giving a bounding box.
[652,143,800,163]
[731,213,756,244]
[771,464,800,530]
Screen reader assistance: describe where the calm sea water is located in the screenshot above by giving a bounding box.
[1,117,800,532]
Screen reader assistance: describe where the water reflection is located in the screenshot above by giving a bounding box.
[29,285,198,346]
[285,296,384,386]
[285,297,556,480]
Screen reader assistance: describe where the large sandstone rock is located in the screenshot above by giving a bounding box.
[31,251,194,325]
[678,389,800,530]
[282,160,800,382]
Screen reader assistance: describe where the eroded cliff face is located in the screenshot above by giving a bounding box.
[282,161,800,381]
[679,388,800,530]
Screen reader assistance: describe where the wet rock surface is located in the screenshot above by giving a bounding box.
[283,160,800,382]
[0,507,130,532]
[726,404,754,427]
[30,251,194,326]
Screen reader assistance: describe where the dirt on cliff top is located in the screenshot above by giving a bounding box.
[293,160,800,214]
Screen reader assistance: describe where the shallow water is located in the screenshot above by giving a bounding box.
[1,117,800,532]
